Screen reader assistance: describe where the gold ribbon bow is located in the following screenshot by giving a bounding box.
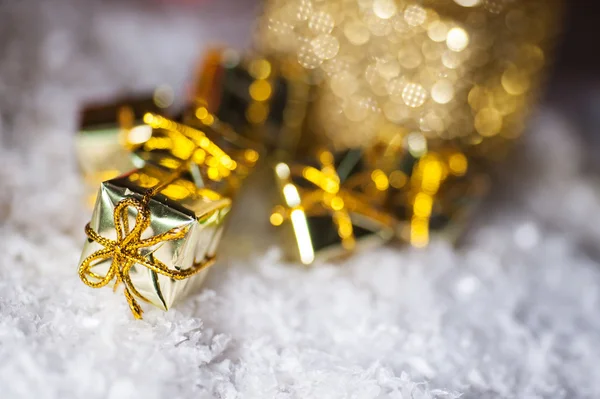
[79,194,214,319]
[272,150,393,263]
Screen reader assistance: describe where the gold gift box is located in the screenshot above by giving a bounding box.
[78,163,231,318]
[271,148,394,264]
[77,110,246,319]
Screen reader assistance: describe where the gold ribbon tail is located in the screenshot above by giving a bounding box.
[124,286,144,320]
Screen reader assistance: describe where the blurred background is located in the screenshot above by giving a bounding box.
[546,2,600,171]
[2,2,600,398]
[0,0,598,154]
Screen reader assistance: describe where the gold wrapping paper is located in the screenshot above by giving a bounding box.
[78,164,231,318]
[271,148,394,264]
[138,113,252,197]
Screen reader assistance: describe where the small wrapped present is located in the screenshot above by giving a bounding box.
[270,148,394,264]
[78,162,231,319]
[190,48,310,155]
[75,94,173,204]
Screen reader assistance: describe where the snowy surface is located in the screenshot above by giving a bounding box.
[1,1,600,398]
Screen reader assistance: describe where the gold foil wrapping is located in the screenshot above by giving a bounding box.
[135,113,247,197]
[271,149,394,264]
[375,145,491,246]
[79,164,230,316]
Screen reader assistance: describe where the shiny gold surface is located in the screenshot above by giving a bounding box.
[257,0,561,150]
[79,164,230,318]
[138,113,260,199]
[258,0,560,247]
[78,114,245,318]
[184,106,262,177]
[189,48,312,157]
[370,142,490,246]
[271,149,394,265]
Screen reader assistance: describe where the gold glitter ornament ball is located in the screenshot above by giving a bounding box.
[256,0,562,150]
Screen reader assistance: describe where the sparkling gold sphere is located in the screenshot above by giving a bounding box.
[256,0,562,152]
